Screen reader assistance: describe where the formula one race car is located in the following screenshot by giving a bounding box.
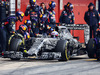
[3,26,86,61]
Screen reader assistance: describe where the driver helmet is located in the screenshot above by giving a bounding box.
[49,1,56,10]
[51,31,59,38]
[30,0,36,7]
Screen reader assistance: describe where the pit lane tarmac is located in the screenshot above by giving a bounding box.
[0,55,100,75]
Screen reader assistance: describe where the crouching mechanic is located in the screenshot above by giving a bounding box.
[17,24,30,54]
[17,24,30,40]
[0,11,24,54]
[25,0,42,37]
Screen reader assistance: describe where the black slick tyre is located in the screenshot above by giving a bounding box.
[55,40,70,61]
[87,38,96,58]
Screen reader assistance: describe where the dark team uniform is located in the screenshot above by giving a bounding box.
[0,1,9,23]
[48,8,56,28]
[39,14,48,35]
[59,10,75,24]
[84,3,99,38]
[0,16,17,52]
[25,5,42,35]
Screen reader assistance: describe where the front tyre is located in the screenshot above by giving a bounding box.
[55,40,70,61]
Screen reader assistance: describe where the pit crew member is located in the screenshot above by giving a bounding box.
[0,11,24,53]
[25,0,43,37]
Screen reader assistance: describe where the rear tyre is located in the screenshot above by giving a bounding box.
[87,38,96,58]
[55,40,70,61]
[10,38,23,60]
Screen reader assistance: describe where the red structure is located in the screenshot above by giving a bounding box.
[15,0,96,43]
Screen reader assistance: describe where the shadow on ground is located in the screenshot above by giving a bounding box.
[0,55,90,63]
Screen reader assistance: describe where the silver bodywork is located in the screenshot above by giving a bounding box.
[27,26,81,56]
[58,26,79,48]
[27,38,58,55]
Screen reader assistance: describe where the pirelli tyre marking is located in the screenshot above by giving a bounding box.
[65,42,70,61]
